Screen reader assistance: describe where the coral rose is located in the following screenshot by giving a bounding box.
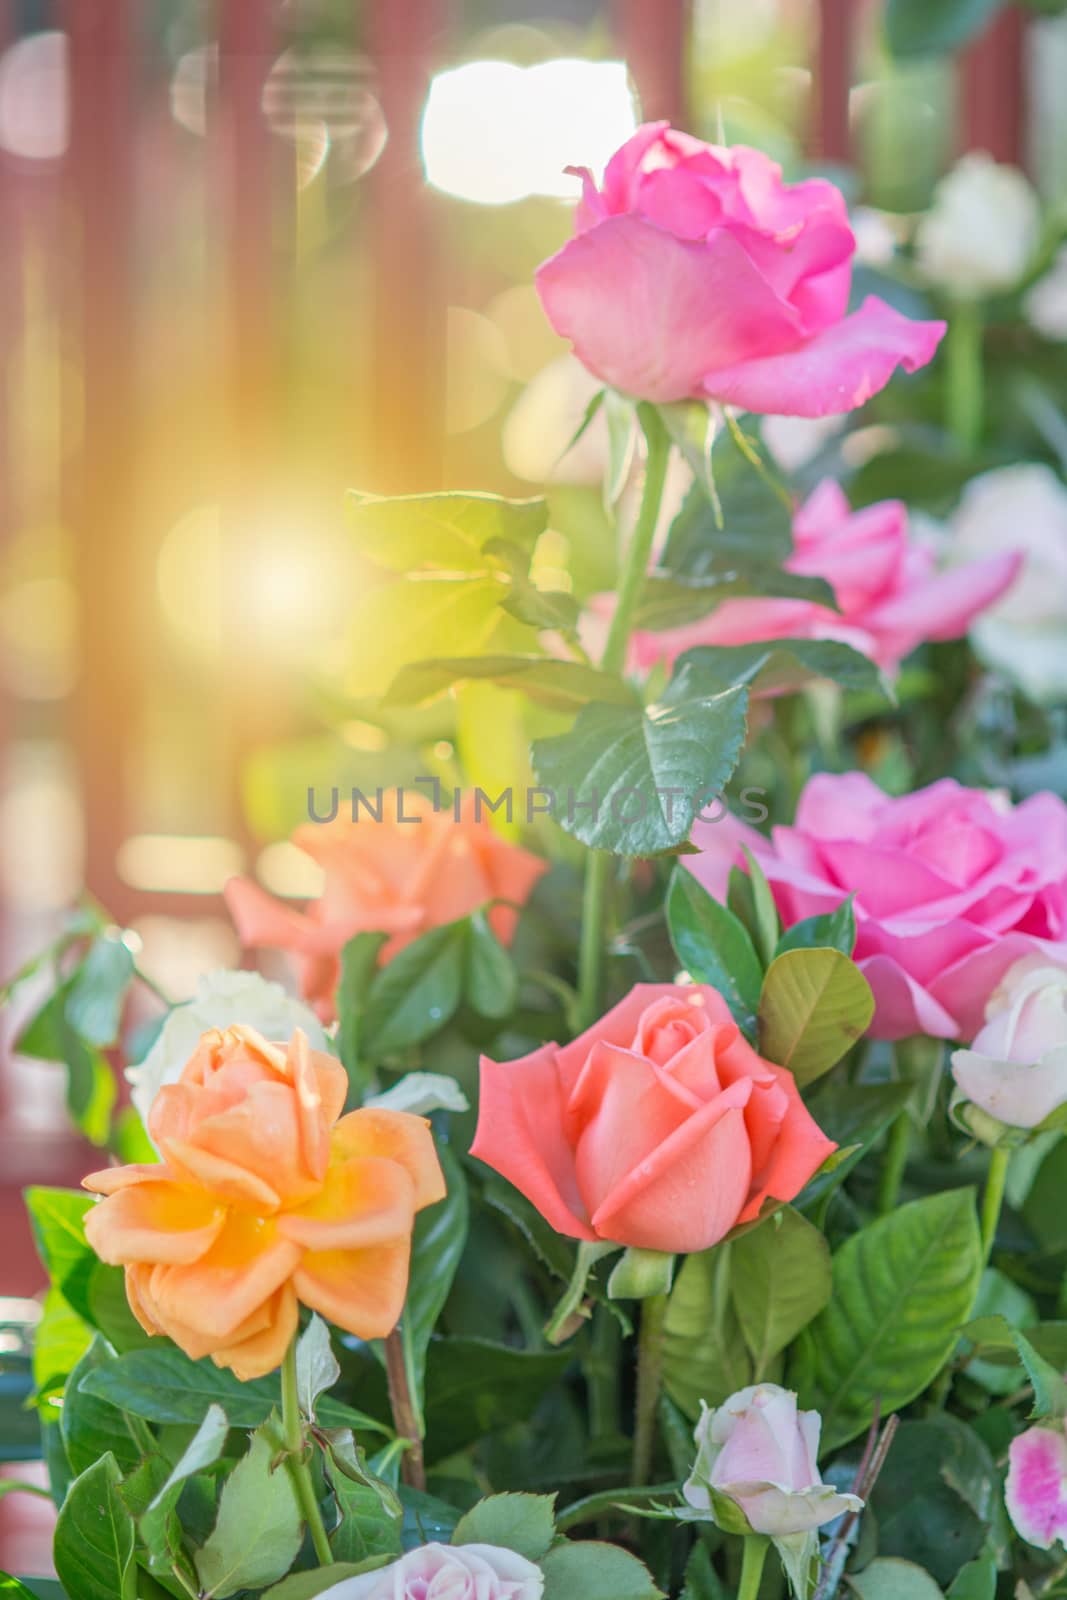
[225,793,547,1022]
[536,122,945,415]
[83,1026,445,1379]
[687,774,1067,1042]
[623,479,1020,676]
[470,984,835,1254]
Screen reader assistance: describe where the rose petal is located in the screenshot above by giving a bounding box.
[331,1108,446,1212]
[83,1181,227,1267]
[1007,1424,1067,1549]
[278,1155,416,1251]
[212,1282,299,1381]
[146,1212,300,1342]
[294,1240,412,1340]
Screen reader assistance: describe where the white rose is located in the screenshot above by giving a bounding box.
[916,152,1041,298]
[1025,246,1067,340]
[127,969,329,1128]
[946,463,1067,702]
[952,957,1067,1135]
[315,1543,544,1599]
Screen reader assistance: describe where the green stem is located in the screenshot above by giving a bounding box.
[981,1145,1011,1265]
[738,1534,771,1600]
[575,405,672,1029]
[555,1481,679,1533]
[875,1110,911,1216]
[631,1291,669,1487]
[281,1336,334,1566]
[944,299,984,453]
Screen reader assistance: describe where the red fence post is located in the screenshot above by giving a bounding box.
[811,0,853,165]
[613,0,689,126]
[960,3,1027,166]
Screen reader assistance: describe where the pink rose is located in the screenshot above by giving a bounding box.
[686,775,1067,1042]
[470,984,835,1254]
[536,123,945,415]
[684,1384,863,1537]
[952,957,1067,1134]
[314,1543,543,1599]
[624,480,1020,674]
[1006,1422,1067,1550]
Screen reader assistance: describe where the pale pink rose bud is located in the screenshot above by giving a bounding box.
[1006,1421,1067,1550]
[683,1384,863,1537]
[314,1543,544,1600]
[951,958,1067,1136]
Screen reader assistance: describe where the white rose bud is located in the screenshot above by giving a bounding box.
[916,152,1041,299]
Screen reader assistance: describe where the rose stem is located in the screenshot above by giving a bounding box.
[281,1335,334,1565]
[944,299,984,453]
[737,1534,771,1600]
[575,404,672,1030]
[874,1110,911,1215]
[630,1290,669,1487]
[981,1144,1011,1265]
[384,1328,427,1491]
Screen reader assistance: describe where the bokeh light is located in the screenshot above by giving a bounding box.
[0,31,69,161]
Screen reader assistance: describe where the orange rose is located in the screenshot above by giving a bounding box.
[225,794,547,1021]
[83,1026,445,1380]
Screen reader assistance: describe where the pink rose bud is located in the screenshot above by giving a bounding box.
[536,122,945,416]
[313,1543,544,1599]
[952,957,1067,1136]
[683,1385,863,1538]
[1006,1421,1067,1550]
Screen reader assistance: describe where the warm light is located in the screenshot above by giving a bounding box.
[117,834,245,895]
[0,32,69,160]
[420,58,637,205]
[256,841,325,899]
[0,743,83,911]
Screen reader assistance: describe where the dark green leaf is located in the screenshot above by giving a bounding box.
[662,432,791,570]
[337,932,388,1092]
[451,1493,557,1561]
[635,567,837,632]
[666,868,762,1030]
[384,654,632,713]
[775,897,856,958]
[62,1337,142,1477]
[1014,1327,1067,1419]
[741,847,779,968]
[65,932,135,1047]
[326,1462,403,1566]
[532,663,749,855]
[797,1081,914,1208]
[464,912,518,1019]
[362,924,466,1055]
[53,1454,135,1600]
[421,1338,571,1465]
[675,638,888,698]
[872,1415,996,1587]
[541,1541,664,1600]
[886,0,1001,58]
[758,948,874,1086]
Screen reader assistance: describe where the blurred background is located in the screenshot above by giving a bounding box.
[1,0,1066,1401]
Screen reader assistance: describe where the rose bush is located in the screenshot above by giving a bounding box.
[84,1024,444,1376]
[471,983,834,1253]
[536,122,945,413]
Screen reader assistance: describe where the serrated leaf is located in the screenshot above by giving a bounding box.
[635,567,837,632]
[796,1081,913,1209]
[346,491,547,572]
[663,1245,752,1418]
[62,1337,142,1478]
[799,1190,983,1449]
[730,1208,832,1379]
[195,1423,303,1598]
[662,424,791,568]
[531,661,749,855]
[54,1454,136,1600]
[384,653,632,712]
[1014,1327,1067,1419]
[676,638,888,699]
[848,1558,945,1598]
[541,1541,664,1600]
[758,948,874,1086]
[451,1492,557,1561]
[667,868,762,1031]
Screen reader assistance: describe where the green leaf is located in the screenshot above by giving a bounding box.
[346,491,547,573]
[532,662,749,855]
[451,1492,557,1561]
[384,654,632,712]
[542,1542,664,1600]
[81,1345,389,1434]
[741,846,779,968]
[65,931,135,1047]
[871,1416,997,1588]
[367,1073,468,1117]
[464,911,519,1019]
[799,1190,983,1449]
[663,1245,752,1418]
[662,430,791,570]
[1014,1327,1067,1419]
[634,568,837,632]
[796,1081,914,1209]
[62,1337,142,1477]
[346,576,505,700]
[848,1558,944,1598]
[336,932,388,1092]
[676,639,888,699]
[421,1338,571,1465]
[327,1471,403,1566]
[681,1544,730,1600]
[296,1315,340,1421]
[775,897,856,958]
[758,948,874,1087]
[25,1188,93,1295]
[607,1248,676,1301]
[53,1454,135,1600]
[264,1566,392,1600]
[32,1288,91,1406]
[885,0,1001,58]
[0,1579,41,1599]
[946,1554,996,1600]
[666,867,763,1030]
[140,1405,228,1577]
[361,924,466,1055]
[730,1208,832,1379]
[195,1422,303,1598]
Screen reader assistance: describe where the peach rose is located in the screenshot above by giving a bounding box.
[471,985,835,1254]
[225,794,548,1021]
[83,1026,445,1379]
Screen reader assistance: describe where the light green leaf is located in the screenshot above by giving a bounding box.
[848,1558,944,1598]
[195,1422,303,1598]
[758,948,874,1087]
[346,576,505,701]
[799,1190,983,1449]
[730,1208,832,1379]
[326,1461,403,1567]
[946,1553,996,1600]
[296,1315,340,1420]
[346,491,547,572]
[541,1541,664,1600]
[663,1245,752,1418]
[54,1454,136,1600]
[608,1248,676,1301]
[367,1073,469,1117]
[532,662,749,855]
[603,389,637,505]
[741,847,780,968]
[451,1492,557,1561]
[32,1287,91,1400]
[0,1578,43,1599]
[24,1188,92,1295]
[384,653,632,712]
[666,868,762,1031]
